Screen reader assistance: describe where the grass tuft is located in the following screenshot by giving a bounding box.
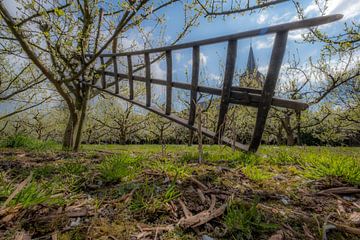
[99,154,140,183]
[303,154,360,186]
[0,172,13,202]
[224,200,278,240]
[228,152,261,167]
[0,134,58,151]
[242,165,272,182]
[268,148,301,165]
[10,181,64,208]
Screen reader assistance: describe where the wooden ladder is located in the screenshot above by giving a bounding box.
[85,14,342,152]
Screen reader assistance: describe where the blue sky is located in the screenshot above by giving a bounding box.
[2,0,359,112]
[121,0,360,108]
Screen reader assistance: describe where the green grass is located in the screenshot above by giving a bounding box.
[85,144,360,185]
[0,134,59,151]
[267,148,301,165]
[59,162,88,176]
[163,173,181,203]
[98,154,141,183]
[129,176,181,214]
[302,154,360,186]
[242,165,272,182]
[129,179,161,213]
[224,200,278,240]
[0,172,13,201]
[1,143,360,239]
[147,158,192,178]
[10,181,64,208]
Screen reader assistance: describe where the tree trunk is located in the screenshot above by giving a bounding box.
[283,116,295,146]
[62,85,90,151]
[119,133,127,145]
[286,131,295,146]
[62,110,80,150]
[74,86,90,151]
[280,114,296,146]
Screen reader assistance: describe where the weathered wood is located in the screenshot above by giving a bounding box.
[248,31,289,152]
[166,50,172,115]
[100,57,106,89]
[127,55,134,100]
[216,40,237,142]
[230,91,308,110]
[188,46,200,126]
[112,56,119,94]
[88,15,342,58]
[101,70,308,111]
[81,82,249,151]
[231,86,262,94]
[83,15,342,153]
[144,53,151,107]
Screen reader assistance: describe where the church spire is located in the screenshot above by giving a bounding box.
[246,44,256,73]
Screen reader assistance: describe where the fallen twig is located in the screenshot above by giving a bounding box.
[189,177,208,190]
[178,203,227,228]
[119,188,136,204]
[317,187,360,196]
[258,203,360,237]
[196,188,206,203]
[329,222,360,236]
[2,172,33,209]
[178,199,192,218]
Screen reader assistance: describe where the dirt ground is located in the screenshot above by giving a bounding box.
[0,145,359,240]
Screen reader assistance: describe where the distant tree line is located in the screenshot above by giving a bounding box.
[0,0,359,148]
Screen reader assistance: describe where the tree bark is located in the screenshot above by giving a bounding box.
[74,86,90,151]
[63,110,79,150]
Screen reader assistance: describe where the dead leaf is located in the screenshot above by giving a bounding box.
[349,212,360,226]
[268,230,284,240]
[14,231,31,240]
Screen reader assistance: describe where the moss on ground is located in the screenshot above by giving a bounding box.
[0,143,359,239]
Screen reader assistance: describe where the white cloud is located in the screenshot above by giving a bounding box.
[288,29,307,41]
[175,53,182,63]
[258,65,268,74]
[200,53,208,65]
[185,52,208,67]
[327,0,360,19]
[254,36,275,49]
[151,62,166,79]
[269,12,293,24]
[303,3,319,16]
[303,0,360,21]
[257,13,268,24]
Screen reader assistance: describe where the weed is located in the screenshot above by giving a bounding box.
[242,166,272,182]
[179,152,209,163]
[129,180,161,213]
[129,175,180,214]
[303,154,360,186]
[224,200,278,240]
[33,164,58,179]
[0,172,13,202]
[163,173,181,203]
[149,159,191,178]
[268,149,301,165]
[99,154,140,183]
[0,134,58,151]
[59,162,87,176]
[10,181,64,208]
[228,152,261,167]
